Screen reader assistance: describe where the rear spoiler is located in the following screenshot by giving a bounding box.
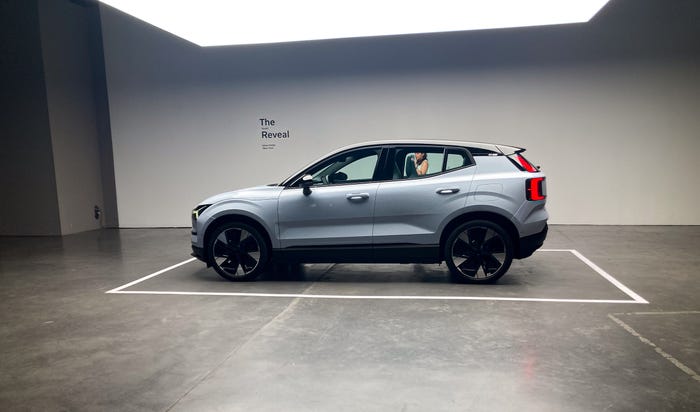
[495,144,525,155]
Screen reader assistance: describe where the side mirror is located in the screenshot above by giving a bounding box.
[301,174,313,196]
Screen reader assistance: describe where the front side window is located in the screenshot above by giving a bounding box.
[298,148,381,186]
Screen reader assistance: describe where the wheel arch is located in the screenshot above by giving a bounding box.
[203,213,273,260]
[439,211,520,260]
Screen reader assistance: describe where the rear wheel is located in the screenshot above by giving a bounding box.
[444,220,513,283]
[207,222,269,281]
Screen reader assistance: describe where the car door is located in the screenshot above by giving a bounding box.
[373,145,476,246]
[277,147,383,247]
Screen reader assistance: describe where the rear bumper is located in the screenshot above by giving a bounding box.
[516,223,548,259]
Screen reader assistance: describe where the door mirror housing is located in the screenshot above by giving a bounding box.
[300,174,313,196]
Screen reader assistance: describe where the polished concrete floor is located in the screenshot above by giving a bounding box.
[0,226,698,411]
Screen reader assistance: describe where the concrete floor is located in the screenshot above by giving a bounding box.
[0,226,698,411]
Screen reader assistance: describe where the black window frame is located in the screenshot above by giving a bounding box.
[283,144,477,189]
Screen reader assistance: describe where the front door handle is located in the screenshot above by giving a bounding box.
[346,193,370,201]
[436,188,460,195]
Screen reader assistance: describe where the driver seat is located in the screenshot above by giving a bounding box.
[405,155,417,178]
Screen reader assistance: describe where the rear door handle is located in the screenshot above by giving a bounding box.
[346,193,370,201]
[436,188,460,195]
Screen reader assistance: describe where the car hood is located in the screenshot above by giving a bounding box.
[200,185,284,205]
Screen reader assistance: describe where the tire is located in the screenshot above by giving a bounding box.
[444,220,513,284]
[206,221,269,281]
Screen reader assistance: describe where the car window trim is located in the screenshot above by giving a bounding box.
[283,144,477,189]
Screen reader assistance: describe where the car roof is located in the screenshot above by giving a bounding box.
[332,140,523,154]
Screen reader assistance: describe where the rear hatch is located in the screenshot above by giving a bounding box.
[502,148,546,202]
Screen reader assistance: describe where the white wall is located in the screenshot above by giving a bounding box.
[100,6,700,227]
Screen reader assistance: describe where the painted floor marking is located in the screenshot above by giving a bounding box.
[569,249,648,303]
[614,310,700,316]
[106,258,197,293]
[105,250,648,304]
[608,313,700,383]
[107,290,642,303]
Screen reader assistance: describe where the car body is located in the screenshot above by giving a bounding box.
[191,140,548,283]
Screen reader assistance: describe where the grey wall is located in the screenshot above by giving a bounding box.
[38,0,104,234]
[0,0,61,236]
[92,7,119,230]
[0,0,118,236]
[100,0,700,227]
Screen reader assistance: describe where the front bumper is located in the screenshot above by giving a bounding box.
[191,245,207,264]
[516,223,548,259]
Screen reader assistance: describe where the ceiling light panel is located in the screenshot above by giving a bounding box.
[99,0,611,47]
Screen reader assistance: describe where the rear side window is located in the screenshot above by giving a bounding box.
[389,146,473,180]
[445,149,472,171]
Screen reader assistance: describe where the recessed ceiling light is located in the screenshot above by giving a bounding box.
[98,0,612,47]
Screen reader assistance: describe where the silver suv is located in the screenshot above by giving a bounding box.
[191,140,548,283]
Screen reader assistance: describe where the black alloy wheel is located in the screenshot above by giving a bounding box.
[207,222,269,281]
[444,220,513,283]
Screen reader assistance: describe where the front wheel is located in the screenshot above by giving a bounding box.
[207,222,269,281]
[444,220,513,283]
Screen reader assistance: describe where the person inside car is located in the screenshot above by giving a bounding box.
[414,152,429,176]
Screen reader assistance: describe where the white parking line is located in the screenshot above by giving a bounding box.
[608,313,700,383]
[105,250,648,304]
[106,289,643,303]
[569,250,648,303]
[106,258,197,293]
[615,311,700,316]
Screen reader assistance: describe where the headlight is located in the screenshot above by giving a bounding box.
[192,204,211,221]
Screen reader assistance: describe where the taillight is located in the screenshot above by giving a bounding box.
[526,177,546,201]
[516,154,537,172]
